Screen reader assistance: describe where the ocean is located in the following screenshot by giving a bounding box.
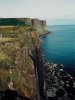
[41,25,75,76]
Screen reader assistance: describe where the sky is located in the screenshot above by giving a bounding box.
[0,0,75,25]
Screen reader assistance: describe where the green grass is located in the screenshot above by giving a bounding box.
[0,53,7,61]
[0,38,13,42]
[0,18,25,26]
[0,25,35,97]
[0,38,19,43]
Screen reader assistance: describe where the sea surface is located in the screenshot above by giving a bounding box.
[41,25,75,76]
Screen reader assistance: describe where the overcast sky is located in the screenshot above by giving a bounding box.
[0,0,75,25]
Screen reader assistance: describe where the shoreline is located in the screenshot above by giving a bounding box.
[45,62,75,99]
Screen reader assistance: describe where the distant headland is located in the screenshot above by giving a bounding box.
[0,18,49,35]
[0,18,46,27]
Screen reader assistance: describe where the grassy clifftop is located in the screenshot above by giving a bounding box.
[0,18,25,26]
[0,26,38,98]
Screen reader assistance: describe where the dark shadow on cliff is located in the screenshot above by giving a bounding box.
[0,89,31,100]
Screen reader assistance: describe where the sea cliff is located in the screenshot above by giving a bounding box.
[0,18,49,99]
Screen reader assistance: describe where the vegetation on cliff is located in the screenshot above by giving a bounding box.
[0,18,25,26]
[0,25,38,98]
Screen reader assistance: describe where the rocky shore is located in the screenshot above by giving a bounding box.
[44,62,75,100]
